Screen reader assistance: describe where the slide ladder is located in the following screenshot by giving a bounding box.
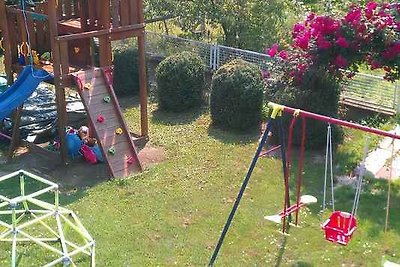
[72,67,142,178]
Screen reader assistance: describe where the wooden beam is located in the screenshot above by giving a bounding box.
[0,1,14,82]
[6,7,48,21]
[138,31,148,137]
[98,0,112,67]
[8,107,23,159]
[55,24,145,42]
[48,0,68,164]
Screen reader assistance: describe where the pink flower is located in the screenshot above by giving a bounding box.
[295,34,310,50]
[312,16,340,35]
[293,23,306,37]
[336,37,350,48]
[357,23,367,34]
[382,42,400,60]
[306,13,316,24]
[365,2,378,19]
[266,44,279,58]
[370,60,382,69]
[345,8,362,26]
[278,50,288,60]
[261,70,270,79]
[334,55,348,68]
[366,2,378,11]
[316,36,332,49]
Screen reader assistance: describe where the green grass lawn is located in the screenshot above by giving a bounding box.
[1,102,400,266]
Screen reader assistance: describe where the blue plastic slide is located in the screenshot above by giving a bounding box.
[0,65,52,121]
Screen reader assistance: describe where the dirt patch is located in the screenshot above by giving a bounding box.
[0,143,165,190]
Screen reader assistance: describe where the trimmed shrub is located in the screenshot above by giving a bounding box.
[210,59,265,131]
[265,67,343,148]
[113,45,139,96]
[156,52,205,112]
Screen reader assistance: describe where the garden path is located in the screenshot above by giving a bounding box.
[365,125,400,180]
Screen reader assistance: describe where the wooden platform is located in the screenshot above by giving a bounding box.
[71,67,142,178]
[340,96,396,115]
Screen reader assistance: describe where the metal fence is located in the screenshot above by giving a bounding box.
[145,31,399,114]
[341,73,399,114]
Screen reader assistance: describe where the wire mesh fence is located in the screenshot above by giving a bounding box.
[145,31,399,114]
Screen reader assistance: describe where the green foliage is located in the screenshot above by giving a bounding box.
[210,59,264,131]
[265,67,342,148]
[1,100,400,266]
[145,0,302,51]
[156,52,205,112]
[112,44,140,96]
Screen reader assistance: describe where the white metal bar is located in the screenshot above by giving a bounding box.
[56,213,69,258]
[16,211,54,231]
[17,229,63,255]
[60,213,93,241]
[11,231,17,267]
[12,185,57,204]
[27,198,71,214]
[0,195,11,203]
[0,170,21,182]
[20,170,58,187]
[1,237,59,242]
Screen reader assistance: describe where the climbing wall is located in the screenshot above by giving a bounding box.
[72,67,142,178]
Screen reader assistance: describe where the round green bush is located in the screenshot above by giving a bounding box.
[156,52,205,112]
[265,67,342,148]
[210,59,265,131]
[113,45,139,96]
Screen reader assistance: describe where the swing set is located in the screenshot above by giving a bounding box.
[208,102,400,266]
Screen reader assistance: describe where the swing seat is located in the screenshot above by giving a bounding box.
[264,195,317,223]
[321,211,357,245]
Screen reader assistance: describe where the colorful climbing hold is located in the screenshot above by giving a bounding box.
[108,147,116,155]
[115,128,123,135]
[97,114,105,123]
[127,156,135,164]
[103,95,111,103]
[84,83,92,90]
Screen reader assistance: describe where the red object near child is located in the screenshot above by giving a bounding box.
[80,144,97,164]
[321,211,357,245]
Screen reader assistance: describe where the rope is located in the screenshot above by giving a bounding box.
[20,0,52,80]
[384,137,395,232]
[349,137,369,232]
[322,124,335,211]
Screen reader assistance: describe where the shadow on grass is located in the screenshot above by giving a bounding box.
[207,124,260,145]
[275,223,290,267]
[151,106,208,126]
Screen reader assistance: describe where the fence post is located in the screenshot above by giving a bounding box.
[396,81,400,114]
[216,45,220,70]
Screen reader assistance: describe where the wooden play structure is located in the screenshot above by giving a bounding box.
[0,0,148,178]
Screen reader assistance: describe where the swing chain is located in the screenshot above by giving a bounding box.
[322,123,335,212]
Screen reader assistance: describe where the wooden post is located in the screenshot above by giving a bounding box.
[137,0,148,137]
[1,1,20,158]
[98,0,112,66]
[8,107,23,159]
[137,33,148,137]
[0,1,14,84]
[48,0,68,164]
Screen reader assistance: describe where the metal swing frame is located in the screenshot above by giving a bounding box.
[208,102,400,266]
[0,170,95,267]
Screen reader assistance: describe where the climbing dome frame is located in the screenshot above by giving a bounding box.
[0,170,95,266]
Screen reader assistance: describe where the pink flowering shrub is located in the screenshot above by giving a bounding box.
[267,2,400,83]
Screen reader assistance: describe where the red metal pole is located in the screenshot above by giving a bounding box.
[295,117,306,226]
[268,102,400,140]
